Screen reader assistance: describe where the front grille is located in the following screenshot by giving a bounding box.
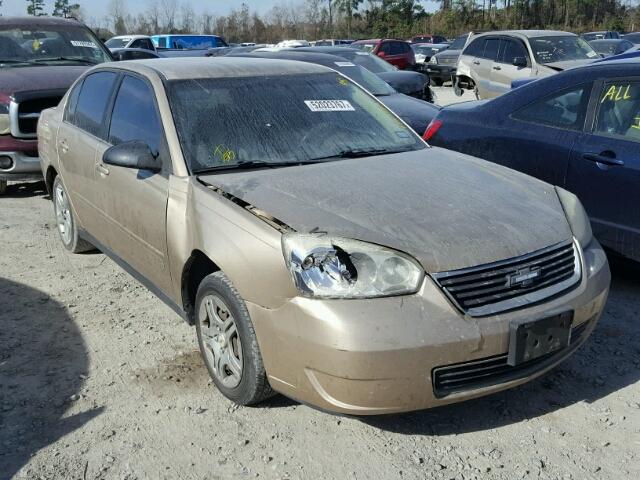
[15,97,62,136]
[439,57,457,65]
[432,240,581,317]
[432,319,591,397]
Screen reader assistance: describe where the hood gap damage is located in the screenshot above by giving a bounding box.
[202,181,293,234]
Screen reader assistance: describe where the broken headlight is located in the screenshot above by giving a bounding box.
[282,233,424,298]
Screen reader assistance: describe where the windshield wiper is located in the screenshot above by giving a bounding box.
[0,58,36,65]
[193,160,324,174]
[312,147,411,161]
[32,56,100,65]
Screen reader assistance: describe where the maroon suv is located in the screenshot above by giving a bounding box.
[0,16,112,194]
[351,39,416,70]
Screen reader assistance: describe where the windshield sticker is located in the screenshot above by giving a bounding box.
[586,51,598,58]
[304,100,355,112]
[395,131,411,138]
[213,144,236,163]
[32,39,41,50]
[335,61,355,67]
[70,40,98,49]
[601,85,632,103]
[337,77,349,86]
[355,52,369,55]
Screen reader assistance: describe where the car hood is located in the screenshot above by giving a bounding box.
[377,71,427,95]
[0,65,88,95]
[378,93,440,133]
[199,148,572,273]
[434,49,461,60]
[541,59,595,71]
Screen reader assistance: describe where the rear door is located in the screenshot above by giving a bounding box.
[57,71,118,236]
[567,79,640,260]
[491,38,533,95]
[94,73,172,293]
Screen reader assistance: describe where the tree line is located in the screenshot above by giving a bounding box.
[11,1,640,42]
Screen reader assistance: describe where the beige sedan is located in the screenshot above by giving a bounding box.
[38,58,610,414]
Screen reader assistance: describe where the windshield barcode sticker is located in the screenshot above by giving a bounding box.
[305,100,355,112]
[70,40,98,48]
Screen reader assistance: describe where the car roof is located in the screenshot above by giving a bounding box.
[0,16,82,27]
[352,39,382,43]
[111,34,148,40]
[476,30,577,39]
[297,46,358,53]
[103,57,331,80]
[152,34,222,37]
[412,43,449,47]
[241,50,350,66]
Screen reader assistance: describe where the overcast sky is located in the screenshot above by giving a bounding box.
[2,0,439,21]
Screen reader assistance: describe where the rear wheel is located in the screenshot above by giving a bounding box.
[52,176,93,253]
[195,272,275,405]
[0,180,7,195]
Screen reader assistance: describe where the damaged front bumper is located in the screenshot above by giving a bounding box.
[247,240,610,415]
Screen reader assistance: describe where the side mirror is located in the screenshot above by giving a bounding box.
[103,141,161,173]
[512,56,528,67]
[377,51,386,58]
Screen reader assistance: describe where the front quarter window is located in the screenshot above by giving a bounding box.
[167,72,424,173]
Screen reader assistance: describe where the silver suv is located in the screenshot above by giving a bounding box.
[455,30,599,99]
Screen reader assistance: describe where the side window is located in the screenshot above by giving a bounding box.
[142,39,154,50]
[379,42,391,54]
[500,39,528,64]
[512,84,591,130]
[108,75,161,156]
[63,79,83,124]
[157,37,166,48]
[74,71,118,137]
[482,38,500,60]
[130,39,143,48]
[464,38,485,57]
[389,42,403,55]
[595,82,640,142]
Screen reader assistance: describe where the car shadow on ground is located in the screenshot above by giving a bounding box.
[0,278,103,478]
[359,261,640,435]
[1,180,48,199]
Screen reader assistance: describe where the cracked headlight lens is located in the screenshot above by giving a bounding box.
[282,233,424,298]
[555,186,593,249]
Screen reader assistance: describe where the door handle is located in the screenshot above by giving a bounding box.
[492,65,501,70]
[582,152,625,167]
[58,139,69,153]
[96,164,110,176]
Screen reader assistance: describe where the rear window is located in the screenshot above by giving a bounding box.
[105,37,130,48]
[167,73,424,173]
[336,50,396,73]
[449,34,468,50]
[352,42,377,53]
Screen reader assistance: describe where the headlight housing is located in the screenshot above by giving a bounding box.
[282,233,424,298]
[429,56,438,64]
[0,103,10,135]
[555,186,593,248]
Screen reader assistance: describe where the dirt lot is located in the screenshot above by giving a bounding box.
[1,180,639,480]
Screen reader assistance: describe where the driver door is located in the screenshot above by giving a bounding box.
[491,38,532,95]
[94,74,172,294]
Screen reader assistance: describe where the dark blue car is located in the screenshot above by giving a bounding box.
[427,59,640,261]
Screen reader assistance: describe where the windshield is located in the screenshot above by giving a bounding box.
[352,42,377,53]
[449,34,468,50]
[0,24,111,66]
[333,64,395,95]
[334,50,396,73]
[413,46,439,56]
[167,73,423,173]
[105,37,130,48]
[529,36,599,64]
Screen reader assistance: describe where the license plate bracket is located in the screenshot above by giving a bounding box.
[507,312,573,366]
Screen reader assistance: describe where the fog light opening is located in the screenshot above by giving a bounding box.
[0,155,14,170]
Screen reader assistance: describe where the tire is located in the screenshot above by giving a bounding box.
[195,272,275,405]
[433,78,444,86]
[0,180,7,195]
[52,176,93,253]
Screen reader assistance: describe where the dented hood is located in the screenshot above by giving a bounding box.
[0,66,87,96]
[199,148,572,273]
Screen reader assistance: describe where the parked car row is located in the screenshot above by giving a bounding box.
[37,56,610,415]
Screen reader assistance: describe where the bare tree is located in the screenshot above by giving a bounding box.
[160,0,178,32]
[106,0,128,34]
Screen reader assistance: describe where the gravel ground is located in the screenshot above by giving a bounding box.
[1,175,639,479]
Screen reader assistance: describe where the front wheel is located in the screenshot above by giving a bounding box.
[195,272,275,406]
[52,176,93,253]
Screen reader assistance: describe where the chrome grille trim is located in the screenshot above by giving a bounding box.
[432,239,582,317]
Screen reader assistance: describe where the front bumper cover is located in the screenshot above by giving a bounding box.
[247,240,610,415]
[0,150,43,181]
